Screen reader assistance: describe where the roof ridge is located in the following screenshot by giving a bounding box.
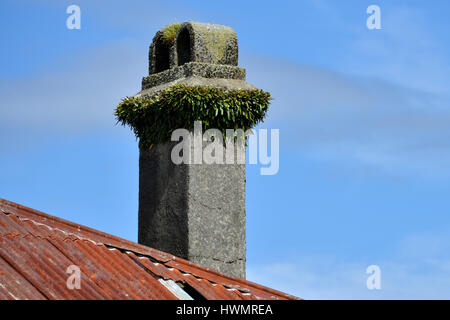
[0,198,178,262]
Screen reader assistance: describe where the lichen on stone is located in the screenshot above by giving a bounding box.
[201,27,235,63]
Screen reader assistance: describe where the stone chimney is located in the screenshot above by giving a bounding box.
[116,22,270,278]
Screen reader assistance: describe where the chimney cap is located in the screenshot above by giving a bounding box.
[139,21,255,98]
[149,22,238,75]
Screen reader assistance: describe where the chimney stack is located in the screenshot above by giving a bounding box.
[115,22,270,278]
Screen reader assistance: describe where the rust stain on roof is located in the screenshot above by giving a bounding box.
[0,198,300,300]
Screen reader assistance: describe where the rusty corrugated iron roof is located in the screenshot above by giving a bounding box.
[0,198,299,300]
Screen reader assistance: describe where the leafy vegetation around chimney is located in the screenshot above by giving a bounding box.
[114,85,271,149]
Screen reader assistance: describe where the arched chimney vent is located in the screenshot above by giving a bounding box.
[176,27,191,66]
[153,34,171,73]
[144,22,245,92]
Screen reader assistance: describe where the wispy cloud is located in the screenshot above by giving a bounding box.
[243,54,450,178]
[3,46,450,177]
[248,231,450,299]
[0,41,144,132]
[347,4,450,94]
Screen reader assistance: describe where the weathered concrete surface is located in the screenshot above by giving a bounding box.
[136,76,256,99]
[143,61,246,90]
[138,142,189,259]
[139,141,246,278]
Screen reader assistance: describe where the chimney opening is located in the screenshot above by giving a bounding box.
[177,27,191,66]
[154,36,170,73]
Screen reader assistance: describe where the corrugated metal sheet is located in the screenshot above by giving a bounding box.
[0,198,300,300]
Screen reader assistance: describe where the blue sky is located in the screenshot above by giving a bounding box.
[1,0,450,299]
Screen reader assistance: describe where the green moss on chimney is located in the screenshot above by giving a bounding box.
[160,23,181,45]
